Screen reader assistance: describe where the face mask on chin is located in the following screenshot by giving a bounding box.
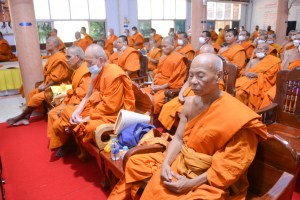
[123,32,127,36]
[238,36,245,41]
[294,40,300,46]
[268,40,274,44]
[89,60,102,74]
[113,48,118,53]
[178,39,184,46]
[199,37,206,44]
[132,31,136,35]
[256,52,266,59]
[150,33,154,37]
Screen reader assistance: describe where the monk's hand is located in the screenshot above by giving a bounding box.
[178,92,186,103]
[163,172,195,194]
[160,163,172,182]
[70,113,81,125]
[57,108,62,117]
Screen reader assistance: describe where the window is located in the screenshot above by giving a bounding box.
[37,22,51,44]
[54,21,89,42]
[152,20,174,37]
[90,22,106,40]
[137,0,151,20]
[139,21,151,38]
[89,0,106,20]
[49,0,70,20]
[70,0,89,20]
[33,0,50,20]
[175,21,185,32]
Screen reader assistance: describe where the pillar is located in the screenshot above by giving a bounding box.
[275,0,289,45]
[9,0,44,100]
[191,0,206,50]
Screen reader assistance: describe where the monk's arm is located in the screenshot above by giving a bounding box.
[149,58,159,64]
[40,80,58,92]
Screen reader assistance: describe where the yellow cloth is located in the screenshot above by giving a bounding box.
[0,68,22,91]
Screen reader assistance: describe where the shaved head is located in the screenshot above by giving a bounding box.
[260,42,270,52]
[49,36,59,47]
[200,44,214,54]
[85,44,107,62]
[162,36,174,44]
[98,40,105,48]
[67,45,84,60]
[75,31,81,40]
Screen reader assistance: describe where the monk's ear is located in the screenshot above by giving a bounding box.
[216,70,223,83]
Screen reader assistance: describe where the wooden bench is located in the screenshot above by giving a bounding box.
[131,52,149,84]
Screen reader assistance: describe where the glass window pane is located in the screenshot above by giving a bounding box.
[139,21,151,38]
[151,20,173,37]
[207,2,215,20]
[137,0,151,20]
[233,4,240,20]
[54,21,88,42]
[216,3,224,20]
[89,0,106,19]
[90,22,106,40]
[70,0,89,19]
[49,0,70,20]
[225,3,232,20]
[176,0,186,19]
[215,21,224,34]
[164,0,175,19]
[33,0,50,20]
[37,22,51,44]
[151,0,163,19]
[175,21,185,32]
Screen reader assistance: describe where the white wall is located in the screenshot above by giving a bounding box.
[186,0,191,31]
[3,35,15,46]
[105,0,120,36]
[240,4,247,28]
[288,1,300,30]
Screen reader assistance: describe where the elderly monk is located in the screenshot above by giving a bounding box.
[147,39,162,72]
[216,24,229,46]
[108,53,267,200]
[281,32,300,60]
[150,28,163,48]
[235,43,281,110]
[52,44,135,158]
[123,29,134,47]
[175,32,195,60]
[267,26,275,35]
[99,34,113,54]
[73,31,89,52]
[251,25,259,42]
[251,34,277,59]
[0,31,17,62]
[80,27,93,45]
[132,26,145,50]
[281,30,295,47]
[7,37,70,126]
[108,40,120,64]
[209,26,218,41]
[117,35,140,78]
[278,30,296,58]
[267,33,282,53]
[219,29,246,77]
[253,29,263,46]
[50,29,66,53]
[47,46,91,155]
[197,31,221,55]
[238,30,255,60]
[143,36,189,114]
[107,28,118,44]
[158,44,214,131]
[97,39,110,60]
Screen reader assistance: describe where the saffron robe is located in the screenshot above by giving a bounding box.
[47,63,91,149]
[175,35,179,47]
[58,37,66,53]
[240,42,255,60]
[127,35,134,47]
[211,31,218,41]
[0,39,18,62]
[216,30,225,45]
[235,55,281,110]
[269,42,282,53]
[278,39,293,57]
[108,34,118,44]
[108,92,267,200]
[26,52,70,113]
[196,43,221,55]
[118,47,140,78]
[153,34,163,46]
[74,39,89,52]
[143,52,188,114]
[176,44,195,60]
[104,50,111,60]
[133,32,145,50]
[84,33,93,45]
[267,30,275,35]
[252,31,258,40]
[109,51,120,64]
[148,47,162,71]
[105,40,114,54]
[253,45,277,58]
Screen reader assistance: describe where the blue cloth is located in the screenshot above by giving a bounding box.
[117,123,156,149]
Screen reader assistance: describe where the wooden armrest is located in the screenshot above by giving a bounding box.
[131,76,148,82]
[164,89,181,98]
[94,124,116,150]
[255,103,278,115]
[140,82,152,88]
[123,144,165,170]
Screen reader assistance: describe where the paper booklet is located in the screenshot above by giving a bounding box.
[113,109,151,135]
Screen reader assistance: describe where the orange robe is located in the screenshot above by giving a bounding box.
[216,30,225,45]
[84,33,93,45]
[0,39,18,62]
[235,55,281,110]
[58,37,66,53]
[253,45,277,58]
[127,35,134,47]
[105,40,114,54]
[108,34,118,44]
[269,43,282,53]
[108,92,267,200]
[153,34,163,46]
[104,49,111,60]
[211,31,218,41]
[47,63,91,150]
[147,47,162,71]
[118,47,140,78]
[252,31,258,40]
[26,52,70,113]
[133,32,145,50]
[175,35,179,47]
[239,42,255,60]
[143,52,188,114]
[53,64,135,159]
[74,39,89,52]
[278,39,293,57]
[196,43,221,55]
[267,30,275,35]
[108,51,120,64]
[176,44,195,60]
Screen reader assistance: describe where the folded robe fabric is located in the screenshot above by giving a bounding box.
[118,123,156,148]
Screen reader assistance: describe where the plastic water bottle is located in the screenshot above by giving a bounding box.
[121,146,128,161]
[110,138,120,161]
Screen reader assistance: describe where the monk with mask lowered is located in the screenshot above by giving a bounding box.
[176,32,195,60]
[150,28,163,48]
[73,31,89,52]
[143,36,189,114]
[267,33,282,53]
[52,44,135,158]
[196,31,221,55]
[47,46,91,156]
[238,30,255,60]
[123,29,134,47]
[235,43,281,110]
[80,27,93,45]
[7,37,70,126]
[109,40,120,64]
[43,29,66,59]
[132,26,145,50]
[108,53,267,200]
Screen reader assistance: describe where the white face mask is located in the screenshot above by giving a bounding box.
[199,37,206,44]
[150,33,154,37]
[123,32,127,36]
[178,39,183,46]
[113,48,118,53]
[238,36,245,41]
[256,52,266,59]
[293,40,300,46]
[292,35,296,40]
[89,60,102,74]
[107,32,111,36]
[258,40,265,44]
[132,31,136,35]
[268,40,274,44]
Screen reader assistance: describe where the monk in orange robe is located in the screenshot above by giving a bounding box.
[147,39,162,72]
[278,30,295,57]
[235,43,281,110]
[251,25,259,42]
[267,33,282,53]
[175,32,195,60]
[132,26,145,50]
[143,36,188,114]
[216,25,229,46]
[50,29,66,53]
[267,26,275,35]
[108,40,120,64]
[123,29,134,47]
[97,39,110,60]
[6,37,70,126]
[150,28,163,48]
[0,32,17,62]
[52,44,135,158]
[107,28,118,43]
[80,27,93,45]
[175,30,180,47]
[108,53,267,200]
[99,34,114,54]
[209,26,218,41]
[253,34,277,58]
[158,45,214,131]
[74,31,89,52]
[238,30,255,60]
[47,46,91,155]
[196,31,221,55]
[281,33,300,60]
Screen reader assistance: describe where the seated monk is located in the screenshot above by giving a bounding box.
[253,34,277,57]
[281,32,300,60]
[0,31,17,62]
[235,43,281,110]
[123,29,134,47]
[175,32,195,60]
[117,35,140,78]
[175,30,180,47]
[108,40,120,64]
[6,37,70,126]
[50,29,66,53]
[169,32,178,47]
[267,25,275,35]
[150,28,163,48]
[158,44,215,131]
[80,27,93,45]
[251,25,259,42]
[267,33,282,53]
[108,53,267,200]
[52,44,135,158]
[97,39,110,60]
[143,36,189,114]
[278,30,296,58]
[216,24,229,46]
[73,31,89,52]
[219,29,246,77]
[47,46,91,156]
[99,34,113,54]
[147,39,162,77]
[132,26,145,50]
[196,30,221,55]
[107,28,118,44]
[209,26,218,41]
[281,30,294,47]
[238,30,255,60]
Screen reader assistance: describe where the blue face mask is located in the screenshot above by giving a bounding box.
[89,59,102,74]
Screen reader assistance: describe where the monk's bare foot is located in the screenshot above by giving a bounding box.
[55,143,72,157]
[6,115,23,125]
[13,119,29,126]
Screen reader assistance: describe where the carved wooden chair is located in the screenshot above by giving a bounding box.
[131,52,149,84]
[122,134,298,200]
[0,156,5,200]
[255,67,300,156]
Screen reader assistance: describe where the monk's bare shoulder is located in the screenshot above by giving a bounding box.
[218,46,228,54]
